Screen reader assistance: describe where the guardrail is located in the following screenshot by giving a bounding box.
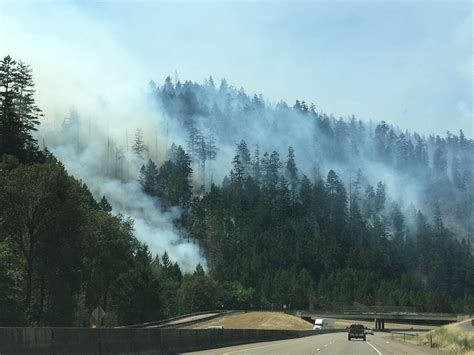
[116,310,238,329]
[155,311,244,329]
[390,331,437,348]
[391,331,419,342]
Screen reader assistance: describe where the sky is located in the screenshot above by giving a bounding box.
[1,0,472,136]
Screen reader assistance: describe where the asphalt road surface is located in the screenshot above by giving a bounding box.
[186,331,448,354]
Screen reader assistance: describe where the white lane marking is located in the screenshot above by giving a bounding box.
[366,340,382,355]
[324,344,327,347]
[221,342,283,354]
[386,341,390,344]
[316,348,320,351]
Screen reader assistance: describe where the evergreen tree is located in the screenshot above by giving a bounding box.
[262,151,281,189]
[414,135,429,168]
[230,154,245,185]
[98,196,112,212]
[451,156,464,189]
[285,146,299,197]
[173,145,193,206]
[252,144,261,184]
[236,140,251,177]
[132,128,147,158]
[375,181,386,212]
[139,159,159,196]
[14,60,42,150]
[433,146,447,178]
[0,56,42,160]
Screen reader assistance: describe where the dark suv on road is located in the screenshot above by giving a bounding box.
[348,324,366,341]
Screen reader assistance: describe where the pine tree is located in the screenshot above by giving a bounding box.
[262,151,281,189]
[0,56,18,154]
[252,144,261,184]
[187,126,200,162]
[353,169,363,198]
[375,181,386,212]
[325,170,347,233]
[14,60,42,149]
[139,159,158,196]
[132,128,147,158]
[173,145,193,206]
[205,134,218,175]
[396,133,410,169]
[162,251,172,272]
[414,135,428,168]
[230,154,244,185]
[451,156,464,189]
[236,140,251,177]
[433,203,444,236]
[162,76,175,99]
[285,146,299,197]
[98,196,112,212]
[433,147,447,178]
[0,56,42,159]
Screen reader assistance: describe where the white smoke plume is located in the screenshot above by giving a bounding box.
[2,2,207,271]
[49,139,204,272]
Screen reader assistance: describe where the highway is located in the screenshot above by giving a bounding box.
[186,331,447,354]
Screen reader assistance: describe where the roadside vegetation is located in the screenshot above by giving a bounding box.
[419,319,474,354]
[395,319,474,354]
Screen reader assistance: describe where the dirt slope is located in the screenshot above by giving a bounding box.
[189,311,313,330]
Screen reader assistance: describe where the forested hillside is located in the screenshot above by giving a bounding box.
[151,76,473,240]
[1,56,473,328]
[140,77,474,313]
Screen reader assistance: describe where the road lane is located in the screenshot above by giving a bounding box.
[185,332,379,354]
[185,331,448,354]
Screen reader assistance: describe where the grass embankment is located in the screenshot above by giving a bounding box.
[398,318,474,354]
[189,311,313,330]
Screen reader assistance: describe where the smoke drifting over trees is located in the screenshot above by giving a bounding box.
[147,76,473,241]
[38,73,473,313]
[2,52,473,326]
[40,106,204,272]
[38,69,473,272]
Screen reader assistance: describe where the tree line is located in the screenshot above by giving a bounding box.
[1,56,473,328]
[139,139,473,313]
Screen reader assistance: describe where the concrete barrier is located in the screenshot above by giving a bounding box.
[0,327,346,354]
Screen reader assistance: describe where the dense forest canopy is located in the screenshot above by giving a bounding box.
[1,56,473,327]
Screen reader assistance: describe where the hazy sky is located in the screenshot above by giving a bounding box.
[1,0,472,136]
